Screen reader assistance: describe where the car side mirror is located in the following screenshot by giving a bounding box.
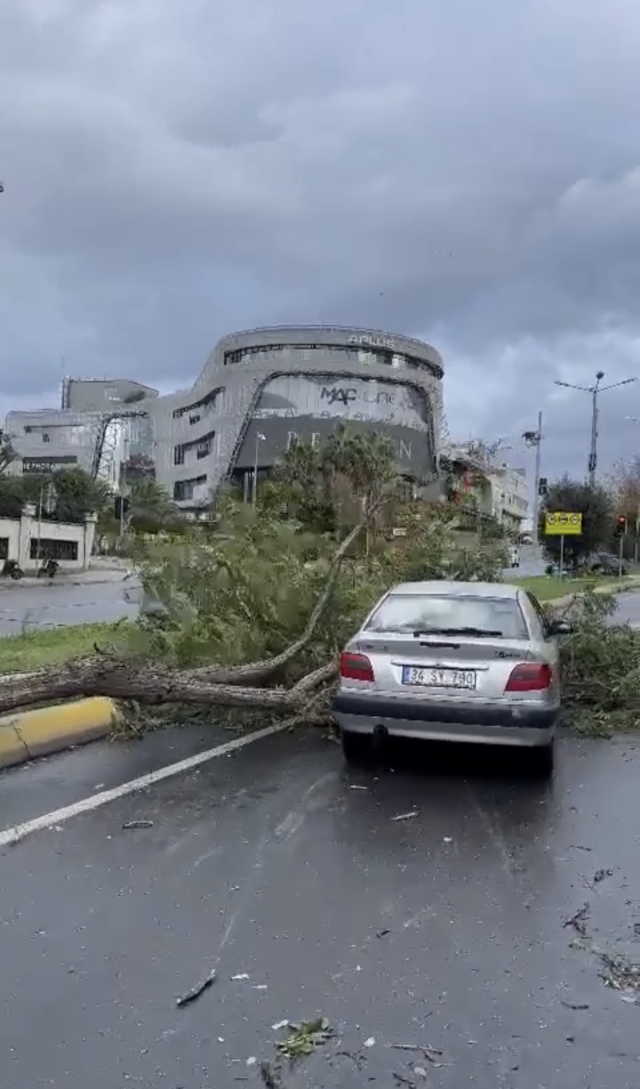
[548,619,572,636]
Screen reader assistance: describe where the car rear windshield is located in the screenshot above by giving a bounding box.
[365,593,528,639]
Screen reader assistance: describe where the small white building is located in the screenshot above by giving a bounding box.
[487,465,528,531]
[0,505,97,574]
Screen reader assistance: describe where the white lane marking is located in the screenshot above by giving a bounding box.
[0,722,290,849]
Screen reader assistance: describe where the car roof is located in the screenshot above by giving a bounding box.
[387,580,521,600]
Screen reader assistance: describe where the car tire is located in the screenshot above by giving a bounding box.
[530,742,555,779]
[341,730,372,765]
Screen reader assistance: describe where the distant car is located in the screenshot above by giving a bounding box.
[332,580,572,776]
[588,552,627,576]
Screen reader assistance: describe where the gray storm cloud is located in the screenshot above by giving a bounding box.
[1,0,640,475]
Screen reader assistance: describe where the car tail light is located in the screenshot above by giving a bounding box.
[505,662,552,692]
[340,652,374,682]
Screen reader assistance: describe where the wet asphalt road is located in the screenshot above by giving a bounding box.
[2,725,640,1089]
[611,590,640,626]
[0,581,135,634]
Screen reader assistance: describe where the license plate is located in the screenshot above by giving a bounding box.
[401,666,477,689]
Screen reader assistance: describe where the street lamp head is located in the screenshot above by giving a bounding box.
[596,370,605,382]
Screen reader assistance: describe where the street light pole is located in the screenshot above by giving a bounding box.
[252,432,266,506]
[554,371,637,487]
[523,412,543,547]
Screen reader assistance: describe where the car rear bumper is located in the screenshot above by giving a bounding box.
[332,692,558,748]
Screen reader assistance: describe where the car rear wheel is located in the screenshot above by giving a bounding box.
[341,730,372,765]
[530,741,555,779]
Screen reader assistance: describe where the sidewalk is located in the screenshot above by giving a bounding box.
[0,566,128,590]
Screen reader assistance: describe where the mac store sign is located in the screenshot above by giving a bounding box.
[233,375,435,477]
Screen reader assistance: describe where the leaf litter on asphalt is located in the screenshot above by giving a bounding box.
[276,1016,333,1060]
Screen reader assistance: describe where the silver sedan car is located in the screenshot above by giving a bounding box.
[332,580,572,776]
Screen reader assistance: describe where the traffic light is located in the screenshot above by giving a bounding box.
[538,477,548,497]
[614,515,628,537]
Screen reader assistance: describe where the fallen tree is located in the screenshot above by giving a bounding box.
[0,430,508,722]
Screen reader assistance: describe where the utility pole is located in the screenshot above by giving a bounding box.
[252,432,266,506]
[523,412,543,547]
[555,371,637,487]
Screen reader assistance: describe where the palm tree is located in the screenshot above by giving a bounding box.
[127,479,178,531]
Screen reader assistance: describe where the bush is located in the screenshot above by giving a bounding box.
[556,590,640,735]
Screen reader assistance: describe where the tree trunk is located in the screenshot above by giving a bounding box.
[0,657,338,717]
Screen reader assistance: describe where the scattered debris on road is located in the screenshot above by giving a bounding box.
[599,951,640,993]
[561,999,590,1011]
[563,902,590,936]
[376,927,391,939]
[176,967,217,1007]
[122,819,154,830]
[391,810,418,822]
[593,868,614,884]
[276,1017,333,1060]
[231,972,250,981]
[389,1042,446,1066]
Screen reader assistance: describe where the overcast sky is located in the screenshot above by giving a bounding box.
[2,0,640,484]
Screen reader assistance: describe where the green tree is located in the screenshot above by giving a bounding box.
[0,429,17,475]
[540,476,613,568]
[0,466,113,524]
[127,479,179,533]
[269,425,400,534]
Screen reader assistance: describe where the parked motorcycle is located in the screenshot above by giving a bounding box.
[1,559,24,580]
[37,558,60,579]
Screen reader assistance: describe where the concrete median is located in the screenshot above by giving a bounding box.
[0,698,120,770]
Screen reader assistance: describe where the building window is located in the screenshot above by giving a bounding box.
[42,433,50,443]
[222,343,424,370]
[0,537,9,560]
[173,475,207,502]
[174,430,215,467]
[172,389,222,420]
[29,538,79,561]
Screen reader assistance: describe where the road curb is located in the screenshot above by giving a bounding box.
[0,698,120,770]
[548,578,640,610]
[0,576,125,591]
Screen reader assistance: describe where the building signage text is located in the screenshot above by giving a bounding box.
[320,386,395,407]
[348,334,397,350]
[22,455,78,474]
[286,430,413,461]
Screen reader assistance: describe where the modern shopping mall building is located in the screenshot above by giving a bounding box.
[5,325,445,509]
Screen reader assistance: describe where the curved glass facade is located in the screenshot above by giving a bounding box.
[223,343,432,373]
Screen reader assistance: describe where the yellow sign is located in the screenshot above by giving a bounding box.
[545,511,583,536]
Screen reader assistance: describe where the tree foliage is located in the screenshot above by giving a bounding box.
[555,590,640,735]
[0,427,507,720]
[126,479,179,534]
[262,425,403,534]
[540,476,613,567]
[0,466,112,523]
[0,429,17,475]
[609,454,640,523]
